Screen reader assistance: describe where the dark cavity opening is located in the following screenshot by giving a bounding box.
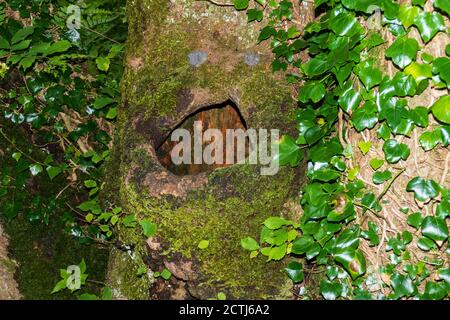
[156,100,249,176]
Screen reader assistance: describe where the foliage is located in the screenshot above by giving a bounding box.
[238,0,449,300]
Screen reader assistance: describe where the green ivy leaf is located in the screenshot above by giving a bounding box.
[373,170,392,185]
[338,85,361,113]
[355,60,382,90]
[361,221,380,246]
[409,106,429,127]
[413,11,446,43]
[46,166,62,180]
[406,177,440,202]
[431,95,450,124]
[417,236,437,251]
[407,212,423,229]
[351,101,378,132]
[419,128,443,151]
[303,54,331,77]
[382,139,410,163]
[329,11,362,37]
[320,279,343,300]
[233,0,249,10]
[358,140,371,155]
[275,135,303,166]
[391,273,417,298]
[385,36,419,69]
[284,261,304,283]
[29,164,43,176]
[404,62,432,82]
[291,235,314,254]
[432,57,450,88]
[334,248,366,280]
[370,158,385,170]
[398,5,422,28]
[421,281,447,300]
[298,81,326,103]
[421,216,448,243]
[434,0,450,16]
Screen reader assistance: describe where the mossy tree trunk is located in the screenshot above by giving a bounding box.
[105,0,310,299]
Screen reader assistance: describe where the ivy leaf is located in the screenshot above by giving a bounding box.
[267,244,287,261]
[421,216,448,244]
[358,140,371,155]
[373,170,392,185]
[338,85,361,113]
[233,0,249,10]
[309,138,343,163]
[419,129,443,151]
[46,166,62,180]
[355,61,382,90]
[404,62,432,82]
[303,54,331,77]
[421,282,447,300]
[291,235,314,254]
[370,158,384,170]
[334,248,366,280]
[275,135,302,166]
[385,36,419,69]
[320,280,343,300]
[406,177,440,202]
[407,212,423,229]
[391,273,417,298]
[241,237,260,251]
[284,261,304,283]
[341,0,381,13]
[434,0,450,16]
[351,101,378,132]
[431,95,450,124]
[361,221,380,246]
[417,236,437,251]
[328,11,362,37]
[398,5,422,28]
[139,219,157,238]
[29,164,43,176]
[409,106,429,127]
[432,57,450,88]
[413,11,446,43]
[382,139,410,163]
[298,81,325,103]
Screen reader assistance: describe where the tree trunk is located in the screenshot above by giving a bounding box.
[105,0,309,299]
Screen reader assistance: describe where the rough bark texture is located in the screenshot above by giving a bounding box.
[0,223,21,300]
[105,0,306,299]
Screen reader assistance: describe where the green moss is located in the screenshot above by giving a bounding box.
[0,117,109,300]
[106,247,151,300]
[117,163,297,299]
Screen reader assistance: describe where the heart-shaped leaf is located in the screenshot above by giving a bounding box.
[406,177,440,202]
[385,36,419,69]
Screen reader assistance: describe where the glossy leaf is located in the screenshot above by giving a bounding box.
[406,177,440,202]
[413,11,446,43]
[382,139,410,163]
[385,36,419,69]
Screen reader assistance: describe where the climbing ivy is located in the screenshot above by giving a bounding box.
[237,0,449,300]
